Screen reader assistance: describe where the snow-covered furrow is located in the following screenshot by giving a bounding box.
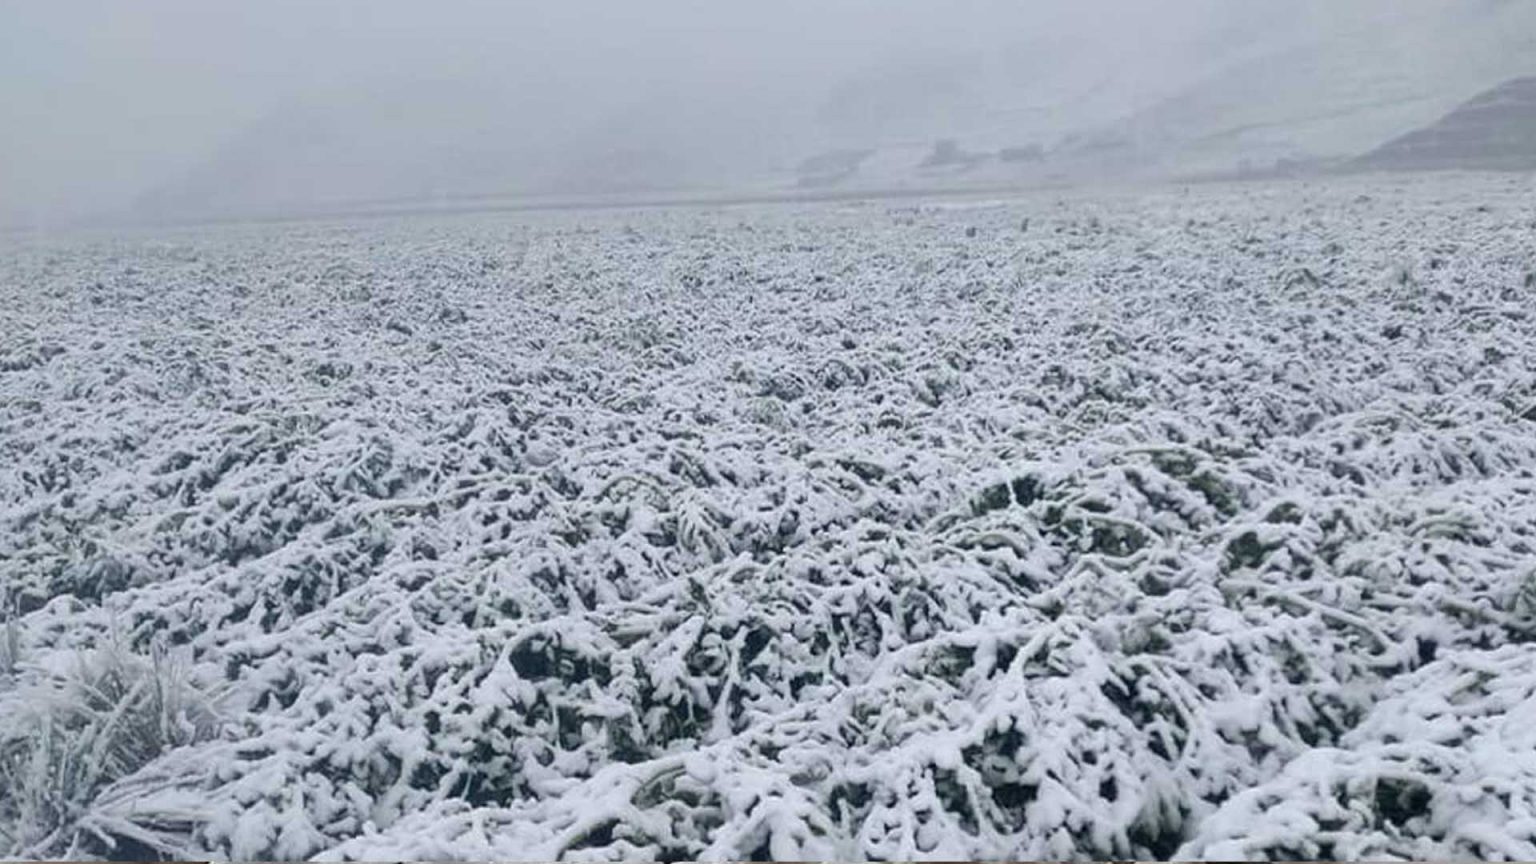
[2,174,1536,860]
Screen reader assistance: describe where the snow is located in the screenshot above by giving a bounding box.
[2,172,1536,860]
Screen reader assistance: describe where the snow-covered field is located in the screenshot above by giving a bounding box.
[3,174,1536,861]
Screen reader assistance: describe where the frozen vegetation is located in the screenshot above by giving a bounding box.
[3,174,1536,861]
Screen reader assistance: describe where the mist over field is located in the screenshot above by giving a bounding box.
[4,0,1535,225]
[4,2,1536,862]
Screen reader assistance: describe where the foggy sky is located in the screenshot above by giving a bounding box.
[2,0,1530,225]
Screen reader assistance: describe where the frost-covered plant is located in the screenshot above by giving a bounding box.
[1181,645,1536,860]
[3,173,1536,859]
[1,606,19,681]
[0,643,220,858]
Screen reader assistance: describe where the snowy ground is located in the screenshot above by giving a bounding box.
[3,174,1536,861]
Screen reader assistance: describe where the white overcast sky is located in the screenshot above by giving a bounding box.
[0,0,1523,224]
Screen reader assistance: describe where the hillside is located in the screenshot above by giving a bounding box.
[1043,2,1533,176]
[1351,77,1536,171]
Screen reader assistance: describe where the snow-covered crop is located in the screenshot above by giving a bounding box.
[3,173,1536,860]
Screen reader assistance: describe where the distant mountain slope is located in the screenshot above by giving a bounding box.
[1350,77,1536,171]
[789,1,1536,190]
[1055,0,1536,175]
[131,1,1536,221]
